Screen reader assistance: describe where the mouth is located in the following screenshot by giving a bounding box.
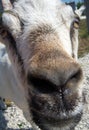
[30,91,84,117]
[29,93,84,130]
[31,107,83,130]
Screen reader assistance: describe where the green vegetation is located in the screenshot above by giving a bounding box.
[78,19,89,57]
[79,20,89,38]
[17,122,26,129]
[77,2,84,9]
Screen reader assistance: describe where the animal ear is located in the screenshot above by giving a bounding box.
[0,0,22,41]
[2,12,22,39]
[0,0,23,70]
[75,5,85,18]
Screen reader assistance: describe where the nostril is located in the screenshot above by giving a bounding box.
[69,68,83,82]
[27,74,57,94]
[62,67,83,95]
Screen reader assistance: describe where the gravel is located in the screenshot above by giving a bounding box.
[0,53,89,130]
[0,102,32,130]
[75,54,89,130]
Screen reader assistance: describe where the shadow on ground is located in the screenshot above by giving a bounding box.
[0,99,7,130]
[0,99,32,130]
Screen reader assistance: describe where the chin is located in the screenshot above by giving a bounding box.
[28,92,84,130]
[31,110,83,130]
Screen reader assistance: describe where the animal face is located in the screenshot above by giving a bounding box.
[0,0,84,130]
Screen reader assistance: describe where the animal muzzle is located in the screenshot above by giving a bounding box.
[28,52,83,105]
[27,49,84,129]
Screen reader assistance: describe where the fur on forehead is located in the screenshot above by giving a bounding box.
[13,0,74,26]
[12,0,75,37]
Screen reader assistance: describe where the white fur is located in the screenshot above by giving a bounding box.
[13,0,74,56]
[2,0,76,57]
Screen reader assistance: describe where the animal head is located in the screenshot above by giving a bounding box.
[0,0,85,130]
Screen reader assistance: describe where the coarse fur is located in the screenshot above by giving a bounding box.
[0,0,85,130]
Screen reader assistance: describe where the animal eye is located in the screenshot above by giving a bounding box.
[73,17,80,29]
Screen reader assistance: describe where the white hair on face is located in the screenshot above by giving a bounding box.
[2,0,78,58]
[13,0,62,26]
[2,0,76,58]
[11,0,75,58]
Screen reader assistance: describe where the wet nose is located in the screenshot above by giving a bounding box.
[27,59,83,94]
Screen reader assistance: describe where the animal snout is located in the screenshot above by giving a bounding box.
[27,52,84,124]
[28,57,83,95]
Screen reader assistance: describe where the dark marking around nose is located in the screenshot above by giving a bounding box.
[27,64,83,94]
[27,74,57,94]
